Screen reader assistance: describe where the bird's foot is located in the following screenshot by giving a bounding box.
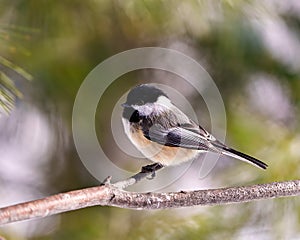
[141,163,164,180]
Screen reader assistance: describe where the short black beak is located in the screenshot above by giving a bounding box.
[121,103,131,108]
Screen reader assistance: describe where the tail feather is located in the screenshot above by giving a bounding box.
[221,147,268,170]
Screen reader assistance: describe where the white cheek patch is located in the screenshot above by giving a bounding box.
[132,104,153,115]
[157,96,172,107]
[132,96,172,116]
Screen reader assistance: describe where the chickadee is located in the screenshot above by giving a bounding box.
[122,84,267,170]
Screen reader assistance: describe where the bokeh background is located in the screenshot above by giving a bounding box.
[1,1,300,239]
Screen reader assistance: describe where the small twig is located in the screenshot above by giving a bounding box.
[0,163,164,225]
[113,163,164,189]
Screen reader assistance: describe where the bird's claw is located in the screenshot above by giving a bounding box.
[141,163,163,180]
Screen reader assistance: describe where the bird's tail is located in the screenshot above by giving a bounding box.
[211,141,268,170]
[222,147,268,169]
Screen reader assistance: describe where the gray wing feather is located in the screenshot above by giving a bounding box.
[143,124,213,151]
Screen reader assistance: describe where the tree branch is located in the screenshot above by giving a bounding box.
[0,166,299,225]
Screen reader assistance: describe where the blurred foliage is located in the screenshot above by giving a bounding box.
[1,0,300,239]
[0,26,32,115]
[0,17,36,115]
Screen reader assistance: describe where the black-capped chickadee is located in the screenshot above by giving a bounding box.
[122,84,268,170]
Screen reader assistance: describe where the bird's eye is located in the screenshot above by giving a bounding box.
[129,110,140,123]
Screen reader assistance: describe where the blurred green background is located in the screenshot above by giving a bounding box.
[1,0,300,239]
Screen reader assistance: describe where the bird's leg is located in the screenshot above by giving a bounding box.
[141,163,164,179]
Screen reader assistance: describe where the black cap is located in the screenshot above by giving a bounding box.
[124,84,168,106]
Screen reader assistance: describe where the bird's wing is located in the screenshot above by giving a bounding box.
[142,123,214,151]
[142,122,268,170]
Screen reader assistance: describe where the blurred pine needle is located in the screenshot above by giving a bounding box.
[0,24,33,116]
